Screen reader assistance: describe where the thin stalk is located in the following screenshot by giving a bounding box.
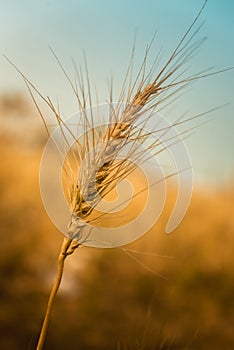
[36,237,77,350]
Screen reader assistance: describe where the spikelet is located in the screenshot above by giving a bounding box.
[67,82,160,239]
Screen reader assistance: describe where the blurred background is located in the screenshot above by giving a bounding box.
[0,1,234,349]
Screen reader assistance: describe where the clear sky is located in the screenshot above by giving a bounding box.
[0,0,234,185]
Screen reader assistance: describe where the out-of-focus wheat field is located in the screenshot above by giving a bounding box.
[0,94,234,350]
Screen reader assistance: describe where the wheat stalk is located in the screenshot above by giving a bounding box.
[4,1,233,348]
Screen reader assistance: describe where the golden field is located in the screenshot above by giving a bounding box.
[0,94,234,349]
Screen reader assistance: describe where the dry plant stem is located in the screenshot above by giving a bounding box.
[36,237,78,350]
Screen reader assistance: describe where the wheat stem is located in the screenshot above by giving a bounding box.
[36,237,78,350]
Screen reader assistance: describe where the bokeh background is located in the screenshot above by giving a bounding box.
[0,1,234,349]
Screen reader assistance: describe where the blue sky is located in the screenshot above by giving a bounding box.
[0,0,234,185]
